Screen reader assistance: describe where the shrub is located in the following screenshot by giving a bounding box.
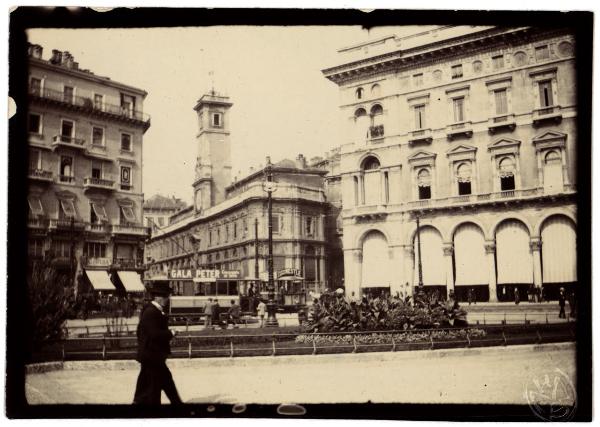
[304,291,468,333]
[27,259,77,350]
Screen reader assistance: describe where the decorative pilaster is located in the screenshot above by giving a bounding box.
[442,243,455,294]
[530,237,543,289]
[484,240,498,302]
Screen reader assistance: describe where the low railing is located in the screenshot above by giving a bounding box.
[30,86,151,124]
[48,218,86,229]
[57,175,75,184]
[27,216,49,228]
[84,177,115,189]
[35,322,575,362]
[113,258,145,269]
[85,222,110,233]
[534,105,560,116]
[112,224,150,236]
[28,169,53,180]
[52,134,86,147]
[408,128,433,144]
[369,124,384,139]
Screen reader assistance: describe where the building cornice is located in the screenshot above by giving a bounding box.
[29,57,148,97]
[323,27,572,86]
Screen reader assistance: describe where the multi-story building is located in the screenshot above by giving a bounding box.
[143,194,187,236]
[27,44,150,294]
[322,26,577,302]
[145,92,331,297]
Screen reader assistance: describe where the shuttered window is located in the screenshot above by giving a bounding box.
[413,227,445,286]
[541,216,577,283]
[362,231,390,287]
[496,220,533,284]
[454,223,488,286]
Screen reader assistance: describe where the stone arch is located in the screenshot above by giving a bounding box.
[491,215,534,238]
[357,151,382,170]
[449,219,490,241]
[535,211,577,237]
[406,222,448,246]
[355,226,393,249]
[354,107,367,118]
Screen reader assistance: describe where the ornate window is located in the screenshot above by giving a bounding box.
[498,156,516,191]
[355,87,364,100]
[417,168,432,200]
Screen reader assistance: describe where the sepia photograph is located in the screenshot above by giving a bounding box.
[5,6,593,421]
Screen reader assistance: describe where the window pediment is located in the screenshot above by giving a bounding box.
[407,93,430,106]
[533,131,567,153]
[116,197,135,207]
[447,144,477,162]
[408,150,436,163]
[488,137,521,153]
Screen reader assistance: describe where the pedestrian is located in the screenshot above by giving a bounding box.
[514,287,520,305]
[227,299,241,328]
[568,290,576,319]
[133,281,183,405]
[204,297,214,328]
[558,287,566,319]
[213,299,221,328]
[502,285,507,302]
[257,299,267,327]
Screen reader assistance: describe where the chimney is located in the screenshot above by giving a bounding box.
[50,49,62,65]
[28,44,43,59]
[62,51,74,68]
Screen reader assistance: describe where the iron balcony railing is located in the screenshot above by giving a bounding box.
[57,175,76,184]
[48,218,86,230]
[28,168,53,181]
[84,177,115,189]
[113,258,145,269]
[30,87,151,125]
[27,216,49,228]
[369,125,384,139]
[112,223,150,236]
[34,322,575,362]
[85,222,110,233]
[52,134,86,148]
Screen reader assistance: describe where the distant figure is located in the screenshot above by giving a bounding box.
[257,300,267,328]
[213,299,221,327]
[558,288,567,319]
[133,281,182,405]
[467,288,474,306]
[514,287,520,305]
[568,290,576,319]
[227,299,241,327]
[502,285,507,302]
[204,298,214,328]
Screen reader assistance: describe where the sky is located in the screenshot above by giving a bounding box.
[28,25,433,205]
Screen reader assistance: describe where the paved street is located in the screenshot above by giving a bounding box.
[26,342,575,405]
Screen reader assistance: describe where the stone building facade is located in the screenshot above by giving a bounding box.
[143,194,187,235]
[26,44,150,293]
[145,93,331,295]
[322,26,577,302]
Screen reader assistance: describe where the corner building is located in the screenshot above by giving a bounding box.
[145,93,330,296]
[26,44,150,294]
[322,26,577,302]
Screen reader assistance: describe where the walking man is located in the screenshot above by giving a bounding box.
[133,281,182,405]
[558,287,567,319]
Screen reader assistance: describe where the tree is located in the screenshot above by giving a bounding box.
[27,259,76,350]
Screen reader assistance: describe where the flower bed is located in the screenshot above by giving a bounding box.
[295,329,487,346]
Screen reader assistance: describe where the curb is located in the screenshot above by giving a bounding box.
[26,341,575,374]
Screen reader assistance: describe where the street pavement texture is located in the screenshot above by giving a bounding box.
[26,342,575,405]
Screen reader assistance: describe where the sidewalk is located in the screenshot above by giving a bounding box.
[26,342,576,405]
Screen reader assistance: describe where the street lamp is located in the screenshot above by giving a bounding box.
[416,216,423,288]
[263,156,279,327]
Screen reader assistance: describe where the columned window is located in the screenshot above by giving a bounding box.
[498,157,516,191]
[417,169,431,200]
[361,156,381,206]
[353,108,369,144]
[456,162,472,195]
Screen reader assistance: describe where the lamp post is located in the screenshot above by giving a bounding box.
[416,216,423,288]
[263,157,279,327]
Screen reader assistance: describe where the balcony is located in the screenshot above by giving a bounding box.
[29,87,151,131]
[488,113,516,133]
[48,218,86,231]
[369,125,385,140]
[349,204,388,222]
[51,134,86,150]
[27,216,49,230]
[405,186,576,212]
[57,175,76,184]
[113,258,145,270]
[112,223,150,237]
[532,105,562,126]
[85,222,111,234]
[84,177,115,191]
[28,168,53,183]
[445,121,473,140]
[408,128,433,145]
[82,256,112,268]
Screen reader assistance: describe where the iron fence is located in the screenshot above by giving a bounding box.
[35,322,575,363]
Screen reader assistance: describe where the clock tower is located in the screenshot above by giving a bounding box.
[192,91,233,213]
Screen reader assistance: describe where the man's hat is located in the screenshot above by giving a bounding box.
[149,280,172,297]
